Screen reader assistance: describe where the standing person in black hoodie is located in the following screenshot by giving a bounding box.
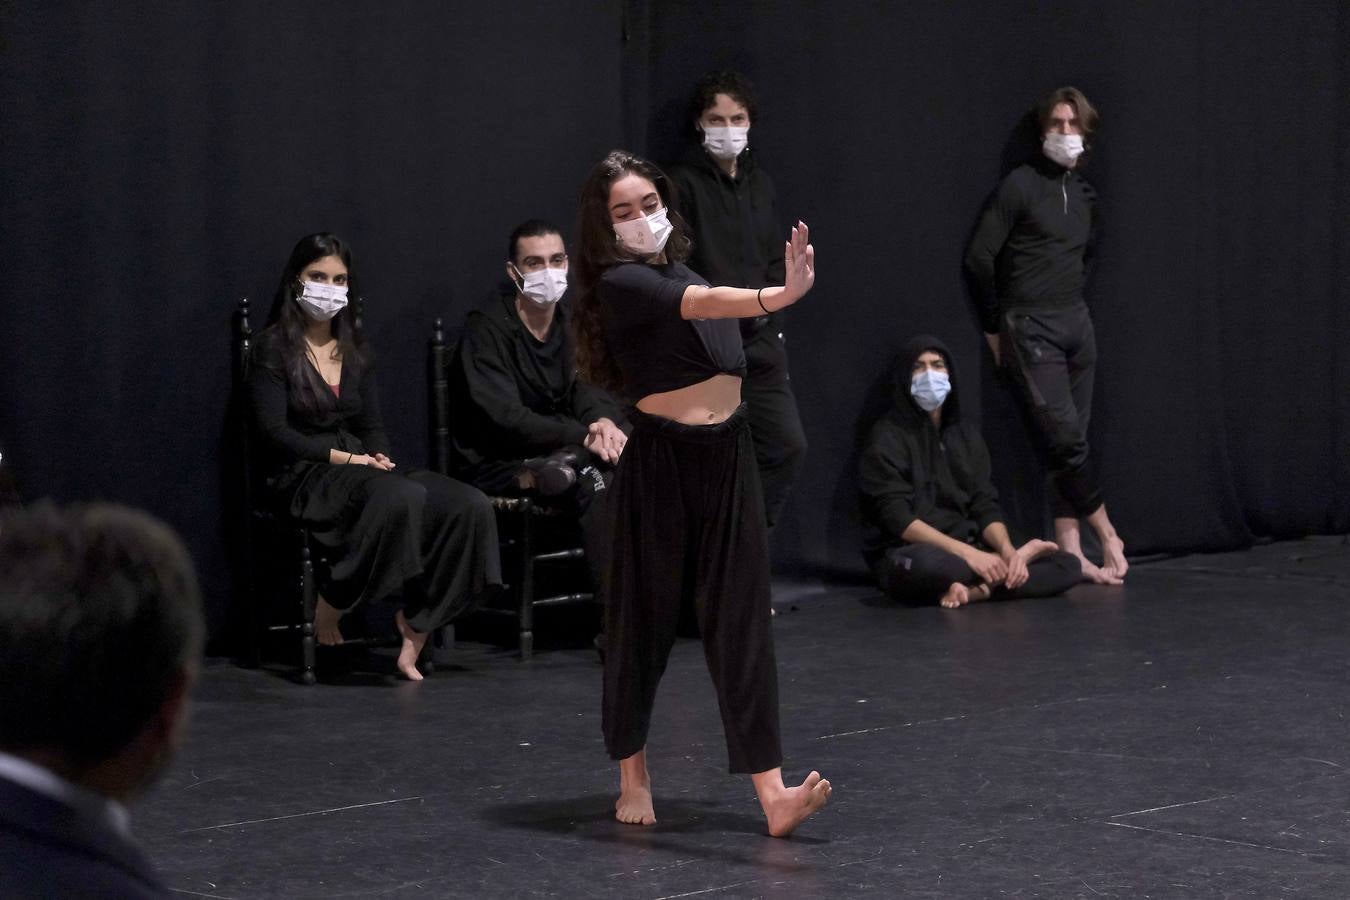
[668,70,806,534]
[964,86,1128,585]
[859,336,1082,608]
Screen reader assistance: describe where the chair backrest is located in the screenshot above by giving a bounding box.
[428,317,451,477]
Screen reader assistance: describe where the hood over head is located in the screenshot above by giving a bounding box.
[891,333,962,428]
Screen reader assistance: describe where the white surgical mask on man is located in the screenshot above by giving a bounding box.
[1042,132,1085,168]
[613,208,673,256]
[910,369,951,412]
[295,281,348,321]
[511,264,568,305]
[702,125,749,161]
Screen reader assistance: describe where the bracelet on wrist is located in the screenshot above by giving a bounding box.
[756,287,770,315]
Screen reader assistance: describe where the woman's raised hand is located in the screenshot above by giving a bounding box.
[781,221,815,307]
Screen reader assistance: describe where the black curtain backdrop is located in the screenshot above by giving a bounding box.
[2,1,1346,646]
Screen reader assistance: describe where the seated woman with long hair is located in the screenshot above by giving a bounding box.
[572,150,830,836]
[248,233,501,680]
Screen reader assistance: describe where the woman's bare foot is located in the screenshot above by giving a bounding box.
[1015,538,1059,564]
[1100,535,1129,580]
[314,596,344,646]
[394,609,427,681]
[752,768,832,838]
[616,750,655,825]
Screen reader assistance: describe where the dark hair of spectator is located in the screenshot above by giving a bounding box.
[688,69,760,134]
[1037,86,1099,144]
[571,150,693,395]
[506,219,564,263]
[0,503,204,764]
[260,232,368,415]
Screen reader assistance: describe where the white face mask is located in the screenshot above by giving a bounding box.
[910,369,951,412]
[511,264,568,306]
[613,207,673,256]
[702,125,749,161]
[295,281,349,321]
[1043,132,1085,167]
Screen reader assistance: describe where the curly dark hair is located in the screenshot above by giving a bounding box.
[688,69,760,134]
[571,150,693,395]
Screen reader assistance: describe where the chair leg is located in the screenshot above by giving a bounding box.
[518,506,534,661]
[299,542,317,685]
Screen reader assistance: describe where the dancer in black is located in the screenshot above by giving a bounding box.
[964,86,1128,584]
[249,233,501,679]
[669,71,806,530]
[860,336,1082,607]
[572,151,830,836]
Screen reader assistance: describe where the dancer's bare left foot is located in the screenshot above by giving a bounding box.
[616,750,655,825]
[1076,555,1124,586]
[394,609,427,681]
[754,768,832,838]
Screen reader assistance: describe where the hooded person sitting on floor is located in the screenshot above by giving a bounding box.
[858,335,1083,608]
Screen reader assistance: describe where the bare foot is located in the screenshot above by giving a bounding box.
[1076,555,1124,586]
[1015,538,1060,564]
[939,582,970,608]
[315,596,344,646]
[753,768,832,838]
[616,750,655,825]
[394,609,427,681]
[1101,535,1129,580]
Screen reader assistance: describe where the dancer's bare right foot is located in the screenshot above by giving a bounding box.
[616,750,655,825]
[315,597,344,646]
[753,768,832,838]
[394,609,427,681]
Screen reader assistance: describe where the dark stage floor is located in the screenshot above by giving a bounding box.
[141,537,1350,899]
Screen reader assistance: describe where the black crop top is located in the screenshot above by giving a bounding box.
[598,261,747,398]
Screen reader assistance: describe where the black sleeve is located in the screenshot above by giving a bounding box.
[570,376,622,428]
[964,172,1027,334]
[669,166,700,235]
[348,365,391,456]
[857,421,918,541]
[247,363,333,463]
[459,314,587,451]
[961,425,1004,533]
[599,263,697,324]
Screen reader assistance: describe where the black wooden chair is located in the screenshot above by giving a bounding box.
[233,297,320,683]
[428,317,595,659]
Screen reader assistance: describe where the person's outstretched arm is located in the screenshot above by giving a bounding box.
[680,221,814,320]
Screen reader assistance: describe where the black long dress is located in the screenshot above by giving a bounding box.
[248,330,500,631]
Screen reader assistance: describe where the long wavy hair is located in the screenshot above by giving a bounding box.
[571,150,693,394]
[260,233,367,414]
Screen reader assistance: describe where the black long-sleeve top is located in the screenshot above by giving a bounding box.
[964,156,1099,334]
[858,335,1005,566]
[248,328,390,476]
[447,290,621,474]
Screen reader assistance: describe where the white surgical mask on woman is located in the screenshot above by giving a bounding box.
[512,264,568,305]
[613,207,673,256]
[1042,132,1085,167]
[910,369,951,412]
[702,125,749,161]
[295,281,349,321]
